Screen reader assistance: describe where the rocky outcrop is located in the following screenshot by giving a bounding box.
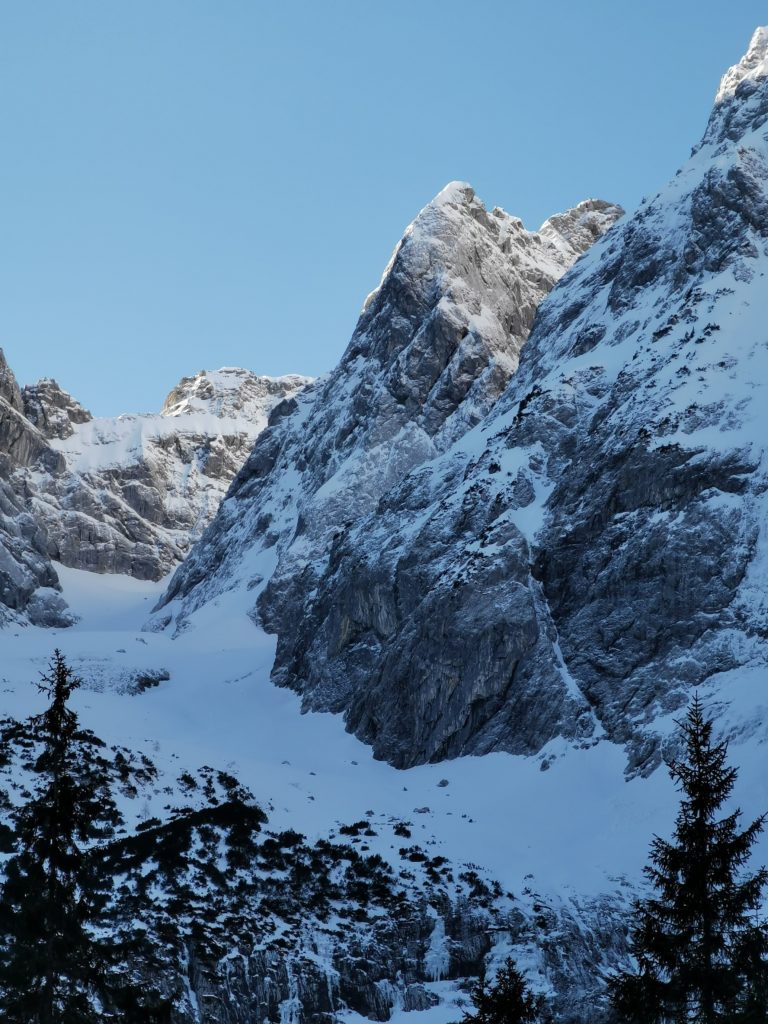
[153,185,622,629]
[0,358,310,622]
[28,367,310,580]
[22,378,92,440]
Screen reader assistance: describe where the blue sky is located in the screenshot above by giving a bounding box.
[0,1,765,415]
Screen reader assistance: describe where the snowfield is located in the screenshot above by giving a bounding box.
[1,567,767,1017]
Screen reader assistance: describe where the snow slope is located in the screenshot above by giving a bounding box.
[2,566,768,1019]
[1,564,672,898]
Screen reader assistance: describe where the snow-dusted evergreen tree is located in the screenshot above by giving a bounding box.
[0,650,170,1023]
[611,695,768,1023]
[462,956,543,1024]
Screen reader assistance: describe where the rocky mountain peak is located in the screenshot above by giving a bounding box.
[715,25,768,104]
[700,26,768,149]
[22,378,92,440]
[0,349,23,413]
[344,182,623,450]
[152,181,622,650]
[538,198,625,262]
[161,367,310,420]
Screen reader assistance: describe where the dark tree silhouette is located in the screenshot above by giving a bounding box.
[0,650,170,1023]
[463,956,542,1024]
[611,694,768,1023]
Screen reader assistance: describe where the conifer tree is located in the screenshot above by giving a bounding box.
[611,694,768,1023]
[463,956,542,1024]
[0,650,170,1023]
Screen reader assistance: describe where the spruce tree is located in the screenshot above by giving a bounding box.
[0,650,170,1023]
[611,694,768,1023]
[463,956,542,1024]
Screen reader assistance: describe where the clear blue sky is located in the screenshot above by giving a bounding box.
[0,1,764,415]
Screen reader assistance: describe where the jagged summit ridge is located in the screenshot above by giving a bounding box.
[539,198,625,261]
[701,25,768,150]
[161,367,309,420]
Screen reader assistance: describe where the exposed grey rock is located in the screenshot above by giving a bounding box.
[22,377,92,439]
[0,354,64,473]
[0,349,23,413]
[0,355,73,625]
[0,456,73,628]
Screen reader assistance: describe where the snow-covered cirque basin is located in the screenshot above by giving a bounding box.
[2,567,768,940]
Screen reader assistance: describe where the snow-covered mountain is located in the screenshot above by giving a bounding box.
[0,360,308,625]
[4,25,768,1024]
[151,186,622,635]
[152,28,768,780]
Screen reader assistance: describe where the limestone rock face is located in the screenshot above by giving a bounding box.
[0,359,310,622]
[0,354,72,626]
